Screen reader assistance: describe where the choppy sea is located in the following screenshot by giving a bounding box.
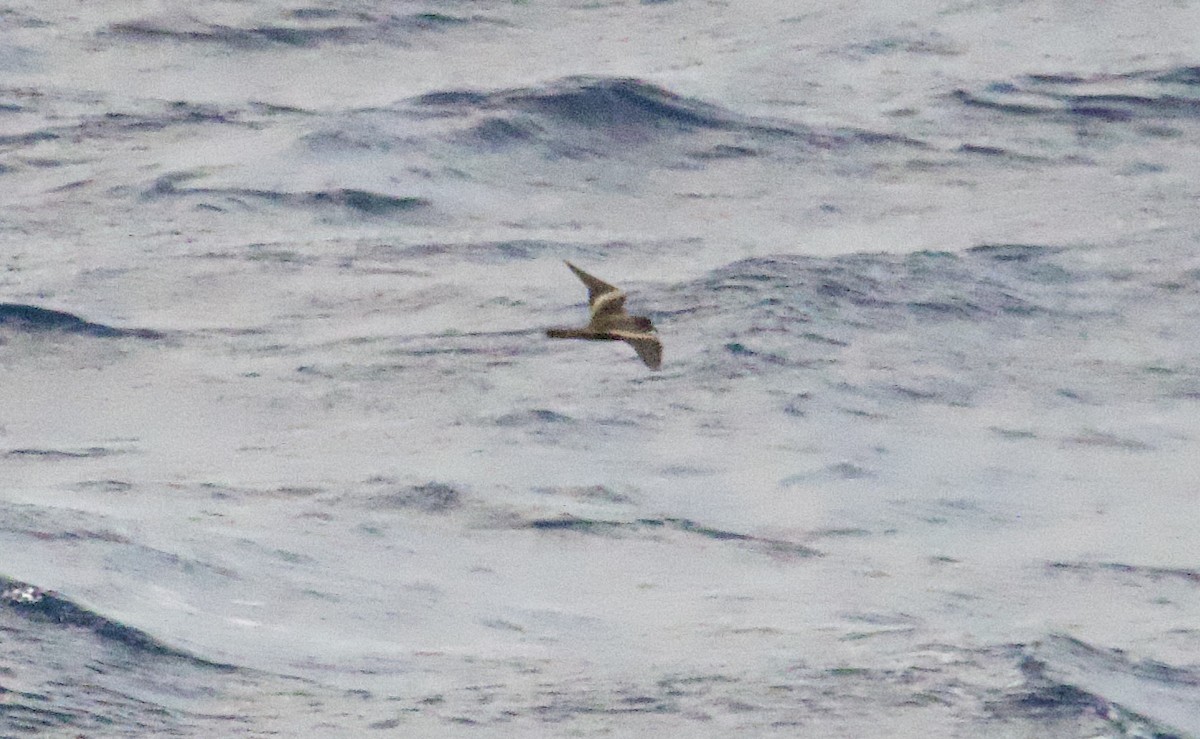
[3,1,1200,736]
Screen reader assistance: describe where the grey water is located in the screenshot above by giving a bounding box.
[3,1,1200,736]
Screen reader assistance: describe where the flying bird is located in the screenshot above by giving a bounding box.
[546,261,662,370]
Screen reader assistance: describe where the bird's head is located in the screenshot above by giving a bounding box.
[632,316,655,332]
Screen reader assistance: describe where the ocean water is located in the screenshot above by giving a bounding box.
[3,1,1200,736]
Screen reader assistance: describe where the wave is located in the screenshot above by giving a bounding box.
[1047,560,1200,585]
[0,303,162,339]
[144,173,431,217]
[680,247,1089,395]
[411,77,788,163]
[954,66,1200,124]
[1,575,233,669]
[393,77,923,160]
[0,573,259,735]
[364,480,463,513]
[422,76,761,133]
[701,246,1066,324]
[1021,634,1200,737]
[106,11,502,49]
[522,515,821,559]
[434,76,920,145]
[5,446,122,460]
[291,77,923,174]
[0,98,249,158]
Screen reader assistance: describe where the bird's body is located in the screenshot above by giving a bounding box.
[546,261,662,370]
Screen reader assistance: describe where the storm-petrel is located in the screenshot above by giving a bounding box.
[546,261,662,370]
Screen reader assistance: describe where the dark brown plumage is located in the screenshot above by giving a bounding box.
[546,261,662,370]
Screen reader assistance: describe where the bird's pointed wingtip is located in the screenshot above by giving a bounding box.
[564,260,592,281]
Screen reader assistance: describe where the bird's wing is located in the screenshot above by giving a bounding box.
[611,330,662,370]
[565,261,621,306]
[590,290,627,322]
[565,261,629,321]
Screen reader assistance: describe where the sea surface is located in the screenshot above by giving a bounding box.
[3,1,1200,736]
